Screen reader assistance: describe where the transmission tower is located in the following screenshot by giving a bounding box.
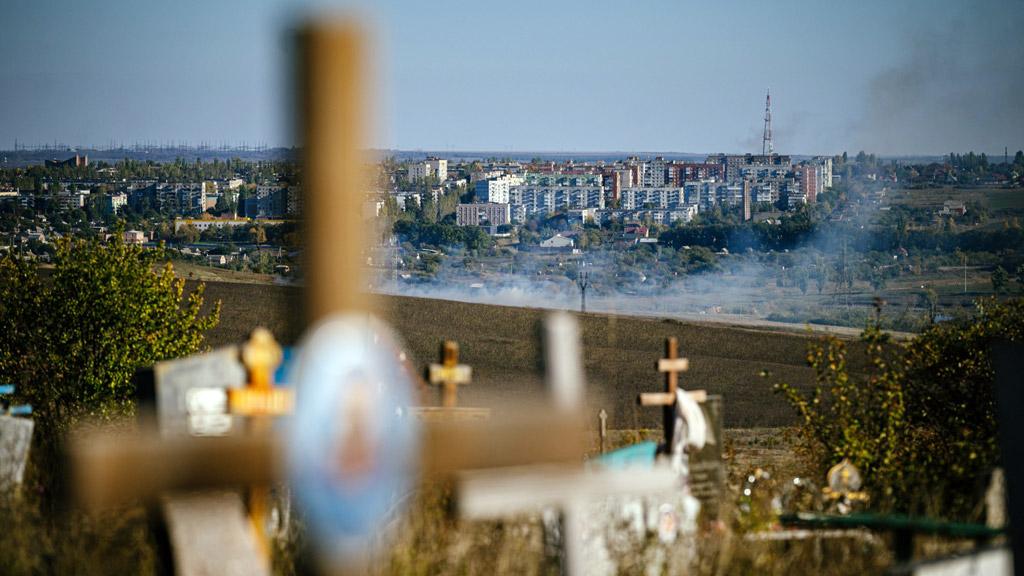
[762,89,773,156]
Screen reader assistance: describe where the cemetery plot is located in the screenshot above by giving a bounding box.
[60,17,750,576]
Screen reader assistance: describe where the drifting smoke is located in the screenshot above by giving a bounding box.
[851,0,1024,156]
[375,215,890,334]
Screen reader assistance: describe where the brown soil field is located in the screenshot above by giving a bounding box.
[193,280,872,429]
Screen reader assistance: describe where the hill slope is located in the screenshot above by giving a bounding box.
[196,281,869,428]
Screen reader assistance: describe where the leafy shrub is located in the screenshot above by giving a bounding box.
[0,235,220,429]
[774,298,1024,519]
[0,234,220,500]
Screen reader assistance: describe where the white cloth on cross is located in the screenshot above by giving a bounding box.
[668,388,707,478]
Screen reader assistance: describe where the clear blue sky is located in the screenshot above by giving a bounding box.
[2,0,1022,155]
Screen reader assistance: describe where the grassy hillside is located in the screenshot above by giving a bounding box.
[195,280,871,428]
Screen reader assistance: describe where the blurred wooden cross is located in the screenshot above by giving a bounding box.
[71,18,586,575]
[411,340,490,421]
[429,341,471,408]
[458,313,680,576]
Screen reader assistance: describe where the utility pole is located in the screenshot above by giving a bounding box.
[963,252,968,294]
[575,270,590,314]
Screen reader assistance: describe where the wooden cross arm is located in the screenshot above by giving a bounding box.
[657,357,689,373]
[71,411,585,510]
[228,387,295,416]
[420,412,584,475]
[458,464,680,519]
[427,363,472,385]
[638,389,707,407]
[71,432,285,512]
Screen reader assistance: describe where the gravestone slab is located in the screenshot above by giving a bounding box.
[688,395,725,520]
[0,415,33,491]
[161,492,271,576]
[154,346,247,437]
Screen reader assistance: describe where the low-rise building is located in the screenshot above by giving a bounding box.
[174,217,255,232]
[539,233,575,251]
[124,230,147,245]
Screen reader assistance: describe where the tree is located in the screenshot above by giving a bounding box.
[0,236,220,427]
[175,223,200,244]
[992,266,1009,293]
[249,225,267,248]
[1016,264,1024,292]
[0,235,220,493]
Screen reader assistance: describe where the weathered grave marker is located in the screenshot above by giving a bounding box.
[429,341,472,408]
[0,385,34,492]
[146,330,288,576]
[635,337,726,519]
[151,346,247,437]
[411,340,490,421]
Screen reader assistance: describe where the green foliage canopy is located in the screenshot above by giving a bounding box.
[0,235,220,429]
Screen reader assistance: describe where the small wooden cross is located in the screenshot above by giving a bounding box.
[413,340,489,421]
[637,337,706,451]
[428,341,472,408]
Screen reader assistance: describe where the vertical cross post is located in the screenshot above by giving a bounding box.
[300,20,370,324]
[599,409,607,454]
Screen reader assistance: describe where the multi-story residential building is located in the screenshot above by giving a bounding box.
[706,154,792,182]
[816,157,833,190]
[715,184,744,207]
[510,183,605,216]
[475,174,518,203]
[682,180,718,210]
[246,184,288,218]
[286,185,302,216]
[794,164,822,204]
[596,206,698,226]
[408,157,448,183]
[618,187,685,210]
[667,162,724,185]
[456,202,511,228]
[641,157,668,187]
[56,189,89,211]
[101,193,128,215]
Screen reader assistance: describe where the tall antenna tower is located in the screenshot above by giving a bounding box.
[762,89,773,156]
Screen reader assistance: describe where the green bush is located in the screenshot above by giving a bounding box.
[774,298,1024,520]
[0,233,220,502]
[0,235,220,429]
